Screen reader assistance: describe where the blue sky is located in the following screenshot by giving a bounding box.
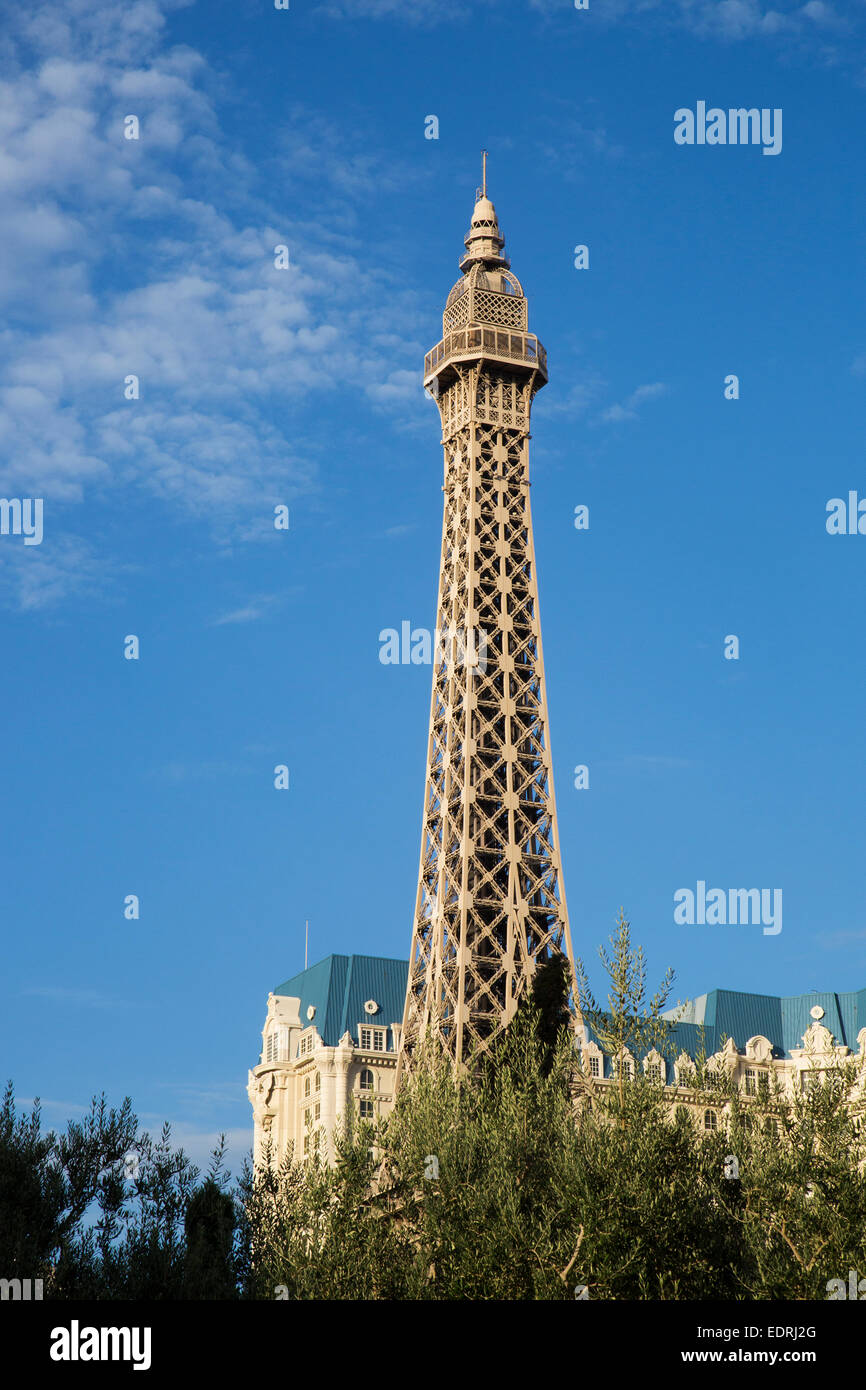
[1,0,865,1172]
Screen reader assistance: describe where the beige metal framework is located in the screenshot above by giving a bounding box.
[397,175,576,1076]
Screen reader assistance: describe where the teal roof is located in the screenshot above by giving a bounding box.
[273,957,866,1069]
[273,955,409,1048]
[663,987,866,1060]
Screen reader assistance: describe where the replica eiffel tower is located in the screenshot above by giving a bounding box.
[397,157,576,1077]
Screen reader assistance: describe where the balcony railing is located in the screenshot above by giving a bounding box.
[425,328,547,380]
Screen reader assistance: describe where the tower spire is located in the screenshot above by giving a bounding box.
[397,179,575,1078]
[459,171,509,272]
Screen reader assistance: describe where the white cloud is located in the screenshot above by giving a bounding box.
[0,0,427,609]
[603,754,697,772]
[540,374,607,420]
[316,0,856,57]
[22,984,134,1008]
[600,381,667,424]
[148,759,254,782]
[140,1122,252,1174]
[0,534,110,610]
[211,594,282,625]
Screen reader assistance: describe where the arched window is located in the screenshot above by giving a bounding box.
[704,1109,718,1131]
[359,1075,374,1120]
[304,1076,311,1097]
[315,1070,321,1092]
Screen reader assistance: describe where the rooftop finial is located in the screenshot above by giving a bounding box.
[460,160,509,271]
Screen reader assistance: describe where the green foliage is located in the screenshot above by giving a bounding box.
[696,1060,866,1299]
[241,913,866,1301]
[575,907,678,1068]
[184,1167,238,1300]
[0,1081,137,1290]
[527,949,573,1077]
[4,913,866,1301]
[0,1082,240,1299]
[242,1005,745,1300]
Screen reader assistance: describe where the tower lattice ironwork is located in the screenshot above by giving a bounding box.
[397,168,576,1076]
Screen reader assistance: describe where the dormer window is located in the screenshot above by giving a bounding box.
[265,1028,285,1064]
[359,1027,386,1052]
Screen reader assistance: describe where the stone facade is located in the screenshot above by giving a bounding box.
[250,968,866,1168]
[574,1014,866,1132]
[247,962,403,1169]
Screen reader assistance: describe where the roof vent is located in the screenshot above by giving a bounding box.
[306,1005,316,1020]
[364,999,379,1015]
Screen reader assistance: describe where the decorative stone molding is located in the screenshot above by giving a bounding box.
[709,1037,740,1077]
[674,1051,696,1086]
[745,1035,774,1064]
[577,1039,605,1079]
[643,1048,666,1082]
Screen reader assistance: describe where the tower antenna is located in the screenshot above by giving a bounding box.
[481,149,488,198]
[305,919,309,971]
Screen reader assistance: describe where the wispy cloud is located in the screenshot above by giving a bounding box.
[600,382,667,424]
[0,534,112,610]
[382,523,418,539]
[599,754,697,773]
[210,593,283,625]
[22,985,135,1010]
[533,105,627,172]
[540,374,607,420]
[816,927,866,951]
[16,1097,91,1116]
[138,1123,252,1174]
[149,1079,248,1113]
[316,0,859,66]
[0,0,428,610]
[148,759,254,783]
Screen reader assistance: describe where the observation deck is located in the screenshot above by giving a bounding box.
[423,325,547,393]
